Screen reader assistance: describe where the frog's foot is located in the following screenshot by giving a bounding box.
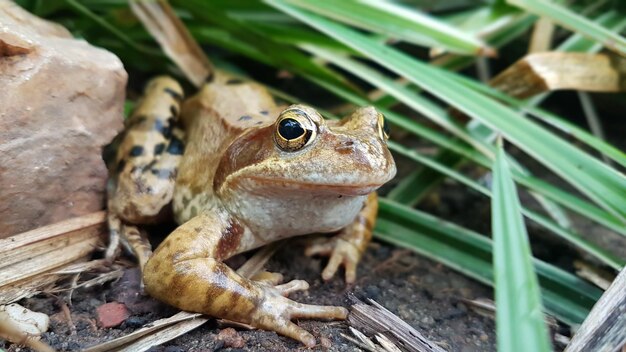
[305,193,379,284]
[305,237,360,284]
[253,281,348,347]
[105,213,152,271]
[251,270,284,285]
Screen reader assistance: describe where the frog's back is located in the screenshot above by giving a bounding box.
[173,73,281,222]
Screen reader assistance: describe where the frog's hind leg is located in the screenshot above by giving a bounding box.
[106,76,186,271]
[143,211,348,347]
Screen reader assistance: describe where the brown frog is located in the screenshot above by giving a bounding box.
[106,72,396,346]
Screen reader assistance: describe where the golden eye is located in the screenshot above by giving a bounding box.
[274,109,317,151]
[378,113,390,141]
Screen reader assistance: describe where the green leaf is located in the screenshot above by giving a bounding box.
[492,142,551,352]
[389,141,625,270]
[281,0,491,55]
[376,198,603,325]
[507,0,626,56]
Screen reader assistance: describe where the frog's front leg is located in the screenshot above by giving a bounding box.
[143,210,348,347]
[306,192,378,283]
[106,76,186,270]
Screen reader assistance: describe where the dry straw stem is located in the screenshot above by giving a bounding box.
[0,212,106,304]
[348,296,446,352]
[490,52,626,98]
[565,266,626,352]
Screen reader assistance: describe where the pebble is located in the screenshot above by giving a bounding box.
[96,302,130,328]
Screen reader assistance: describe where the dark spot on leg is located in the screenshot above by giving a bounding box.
[166,136,185,155]
[256,121,263,125]
[238,115,252,121]
[226,78,243,85]
[129,145,144,157]
[154,143,166,155]
[260,110,269,115]
[170,104,179,117]
[164,87,183,102]
[154,119,171,138]
[216,221,244,260]
[116,159,127,173]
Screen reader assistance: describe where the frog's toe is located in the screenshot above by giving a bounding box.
[306,238,360,283]
[251,270,284,285]
[253,286,348,347]
[274,279,309,296]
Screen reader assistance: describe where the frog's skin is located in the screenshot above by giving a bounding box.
[106,73,396,347]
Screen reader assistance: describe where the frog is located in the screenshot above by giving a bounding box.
[106,72,396,347]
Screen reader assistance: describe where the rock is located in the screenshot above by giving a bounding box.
[0,303,50,335]
[96,302,130,328]
[216,327,245,348]
[0,0,126,238]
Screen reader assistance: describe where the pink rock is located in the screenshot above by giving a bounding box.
[0,0,126,237]
[216,327,245,348]
[96,302,130,328]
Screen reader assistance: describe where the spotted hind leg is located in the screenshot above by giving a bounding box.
[106,76,186,270]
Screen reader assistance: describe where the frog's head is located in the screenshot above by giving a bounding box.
[215,104,396,197]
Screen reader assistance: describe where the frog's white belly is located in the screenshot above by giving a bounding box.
[228,191,366,241]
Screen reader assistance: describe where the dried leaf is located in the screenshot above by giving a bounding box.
[490,52,626,98]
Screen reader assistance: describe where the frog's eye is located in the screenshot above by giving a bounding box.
[274,109,317,152]
[377,113,390,141]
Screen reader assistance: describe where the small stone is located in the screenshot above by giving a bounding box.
[96,302,130,328]
[0,303,49,335]
[319,336,332,349]
[216,327,245,348]
[420,316,435,327]
[480,334,489,342]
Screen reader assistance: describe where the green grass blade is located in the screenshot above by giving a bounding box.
[376,198,603,325]
[63,0,162,56]
[492,142,552,352]
[507,0,626,56]
[389,141,625,270]
[387,149,465,206]
[172,0,361,97]
[447,71,626,169]
[280,0,491,55]
[267,0,626,222]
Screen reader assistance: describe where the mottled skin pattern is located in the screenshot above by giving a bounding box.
[106,73,396,347]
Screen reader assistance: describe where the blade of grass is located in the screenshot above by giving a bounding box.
[389,141,625,270]
[507,0,626,56]
[267,0,626,223]
[492,141,551,352]
[280,0,491,56]
[171,0,361,97]
[376,198,603,325]
[63,0,163,56]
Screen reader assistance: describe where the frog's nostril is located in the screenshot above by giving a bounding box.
[335,140,355,154]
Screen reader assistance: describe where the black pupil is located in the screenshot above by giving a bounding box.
[278,118,305,140]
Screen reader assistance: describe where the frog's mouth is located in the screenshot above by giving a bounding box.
[244,176,382,196]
